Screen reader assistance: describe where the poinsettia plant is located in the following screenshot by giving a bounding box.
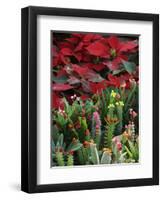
[51,32,139,166]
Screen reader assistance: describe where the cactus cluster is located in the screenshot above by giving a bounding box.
[52,86,139,166]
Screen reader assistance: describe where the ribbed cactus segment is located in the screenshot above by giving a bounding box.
[77,146,88,165]
[116,105,123,134]
[104,124,115,148]
[94,129,101,150]
[91,115,96,138]
[67,154,74,166]
[56,152,64,166]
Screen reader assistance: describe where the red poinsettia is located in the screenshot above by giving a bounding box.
[52,46,72,67]
[86,35,138,70]
[107,74,121,88]
[53,33,105,67]
[107,73,137,89]
[86,40,109,57]
[103,36,137,70]
[89,80,109,94]
[52,32,139,108]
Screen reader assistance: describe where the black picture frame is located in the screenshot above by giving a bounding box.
[21,6,159,193]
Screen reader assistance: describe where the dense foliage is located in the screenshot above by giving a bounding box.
[51,32,139,166]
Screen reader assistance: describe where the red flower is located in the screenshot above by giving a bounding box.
[52,46,72,67]
[64,33,104,62]
[117,142,122,151]
[108,73,137,89]
[107,74,121,88]
[86,35,137,71]
[89,80,109,94]
[112,136,122,151]
[80,94,89,101]
[103,36,137,70]
[52,83,73,91]
[86,40,109,57]
[81,63,106,72]
[72,64,91,76]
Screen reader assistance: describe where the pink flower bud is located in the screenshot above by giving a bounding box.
[112,136,118,143]
[93,111,101,128]
[96,125,100,129]
[125,125,128,129]
[117,142,122,151]
[132,111,137,118]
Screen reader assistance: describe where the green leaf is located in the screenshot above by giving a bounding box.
[51,125,59,142]
[119,152,127,163]
[85,71,104,82]
[51,140,55,153]
[56,134,64,147]
[66,141,83,152]
[128,140,139,161]
[101,151,112,164]
[89,143,100,164]
[122,60,136,74]
[77,147,88,165]
[55,112,68,127]
[53,75,68,83]
[124,145,133,158]
[112,68,125,75]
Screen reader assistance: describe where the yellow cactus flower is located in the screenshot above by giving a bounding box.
[108,103,115,109]
[115,101,124,107]
[115,102,119,106]
[119,101,124,106]
[111,90,116,98]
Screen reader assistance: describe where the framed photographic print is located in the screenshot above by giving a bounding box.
[21,6,159,193]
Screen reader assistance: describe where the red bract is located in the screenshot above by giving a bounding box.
[63,33,104,62]
[120,40,138,52]
[67,33,103,46]
[103,56,127,71]
[72,64,91,75]
[83,33,102,43]
[107,36,138,53]
[55,68,67,77]
[52,92,64,110]
[52,47,71,67]
[86,40,109,57]
[80,94,89,101]
[90,80,109,94]
[107,74,121,88]
[53,83,73,91]
[108,73,137,89]
[60,47,73,55]
[72,64,104,82]
[83,63,106,72]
